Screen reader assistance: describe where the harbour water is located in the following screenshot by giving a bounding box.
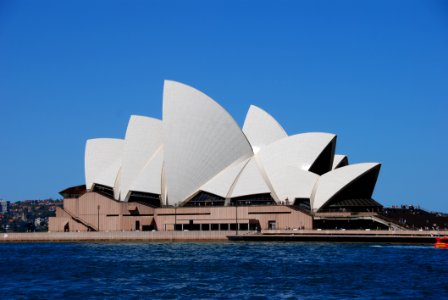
[1,242,447,299]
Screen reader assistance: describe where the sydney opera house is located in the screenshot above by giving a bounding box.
[49,81,389,232]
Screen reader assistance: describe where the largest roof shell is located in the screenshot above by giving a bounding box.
[162,80,253,206]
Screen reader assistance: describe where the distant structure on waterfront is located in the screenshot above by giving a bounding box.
[2,199,62,232]
[0,200,8,214]
[50,81,397,232]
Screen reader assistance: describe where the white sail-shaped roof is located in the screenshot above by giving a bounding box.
[163,80,253,205]
[127,146,163,199]
[332,154,348,170]
[82,80,383,210]
[242,105,287,153]
[311,163,381,211]
[119,115,163,201]
[85,138,124,190]
[257,133,336,175]
[266,166,319,202]
[230,157,272,198]
[200,157,250,198]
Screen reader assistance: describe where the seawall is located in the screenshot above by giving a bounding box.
[1,231,232,242]
[228,229,448,244]
[1,230,447,243]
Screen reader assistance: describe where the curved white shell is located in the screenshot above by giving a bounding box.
[163,80,253,205]
[266,166,319,203]
[200,157,250,198]
[257,132,336,173]
[230,157,272,198]
[332,154,348,169]
[128,146,164,199]
[242,105,287,153]
[85,138,124,190]
[311,163,381,211]
[120,115,163,201]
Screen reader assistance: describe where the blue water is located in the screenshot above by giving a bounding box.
[0,242,447,299]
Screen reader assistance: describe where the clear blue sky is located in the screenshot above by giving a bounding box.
[0,1,447,211]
